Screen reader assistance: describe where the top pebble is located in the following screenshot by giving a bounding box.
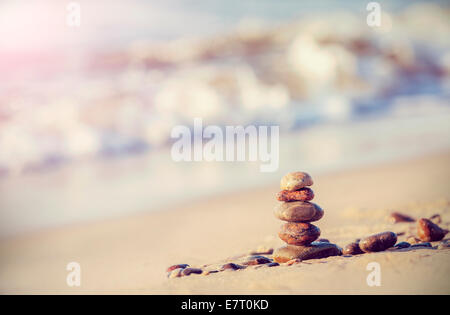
[280,172,313,191]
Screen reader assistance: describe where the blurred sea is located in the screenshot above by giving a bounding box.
[0,0,449,236]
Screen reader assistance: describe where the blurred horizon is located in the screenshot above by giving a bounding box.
[0,0,449,236]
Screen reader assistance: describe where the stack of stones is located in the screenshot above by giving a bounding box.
[273,172,341,263]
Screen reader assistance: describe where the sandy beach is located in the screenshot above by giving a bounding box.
[0,151,449,294]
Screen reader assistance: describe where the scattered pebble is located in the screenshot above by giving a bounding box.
[220,263,246,271]
[278,222,320,245]
[388,212,415,224]
[182,268,203,276]
[273,242,341,263]
[318,238,330,243]
[342,242,364,255]
[276,188,314,202]
[242,255,272,266]
[166,264,189,272]
[168,268,184,278]
[280,172,313,191]
[359,231,397,253]
[274,201,324,223]
[394,242,411,249]
[417,218,448,242]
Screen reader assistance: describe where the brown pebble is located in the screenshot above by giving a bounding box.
[278,222,320,245]
[242,255,272,266]
[274,201,324,223]
[359,231,397,253]
[273,242,341,263]
[394,242,411,249]
[280,172,313,191]
[342,242,364,255]
[166,264,189,272]
[417,218,448,242]
[276,188,314,202]
[182,268,203,276]
[220,263,245,271]
[388,212,415,223]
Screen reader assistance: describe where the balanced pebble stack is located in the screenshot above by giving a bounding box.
[273,172,341,263]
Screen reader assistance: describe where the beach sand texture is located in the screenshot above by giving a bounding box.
[0,152,449,294]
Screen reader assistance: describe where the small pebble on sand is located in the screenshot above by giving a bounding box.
[342,242,364,255]
[359,231,397,253]
[274,202,324,223]
[221,263,246,271]
[388,212,415,224]
[242,255,272,266]
[394,242,411,249]
[182,268,203,276]
[417,218,448,242]
[273,242,341,263]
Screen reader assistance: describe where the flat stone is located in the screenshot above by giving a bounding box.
[417,218,448,242]
[274,202,324,223]
[394,242,411,249]
[280,172,313,191]
[342,242,364,255]
[278,222,320,245]
[220,263,246,271]
[273,242,342,263]
[276,188,314,202]
[241,255,272,266]
[359,231,397,253]
[182,268,203,276]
